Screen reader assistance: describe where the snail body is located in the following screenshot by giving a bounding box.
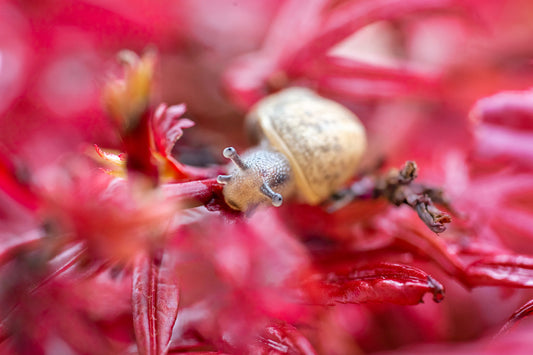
[217,88,366,211]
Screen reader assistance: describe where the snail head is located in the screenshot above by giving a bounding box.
[217,147,294,211]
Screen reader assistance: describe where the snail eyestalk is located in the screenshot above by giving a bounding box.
[223,147,247,170]
[217,175,232,184]
[260,183,283,207]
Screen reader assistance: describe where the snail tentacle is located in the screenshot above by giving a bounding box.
[260,183,283,207]
[216,175,232,184]
[223,147,247,170]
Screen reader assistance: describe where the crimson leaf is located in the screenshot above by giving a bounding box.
[312,262,444,305]
[465,255,533,288]
[497,298,533,337]
[254,321,317,355]
[132,251,180,355]
[151,103,190,157]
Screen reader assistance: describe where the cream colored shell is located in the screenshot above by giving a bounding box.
[247,87,366,205]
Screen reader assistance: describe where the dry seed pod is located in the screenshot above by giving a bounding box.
[217,87,366,211]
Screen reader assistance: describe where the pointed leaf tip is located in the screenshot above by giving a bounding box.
[497,298,533,338]
[313,262,445,305]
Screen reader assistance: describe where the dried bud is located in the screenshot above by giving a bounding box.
[103,50,156,132]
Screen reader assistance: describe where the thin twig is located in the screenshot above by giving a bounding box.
[329,161,452,233]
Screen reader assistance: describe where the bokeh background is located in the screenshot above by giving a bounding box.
[2,1,533,354]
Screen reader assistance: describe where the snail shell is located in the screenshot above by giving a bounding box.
[218,87,366,211]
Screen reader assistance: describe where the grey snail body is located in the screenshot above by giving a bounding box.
[217,87,366,211]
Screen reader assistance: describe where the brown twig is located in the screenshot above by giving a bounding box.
[329,161,452,233]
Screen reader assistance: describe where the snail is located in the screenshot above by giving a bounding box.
[217,87,366,211]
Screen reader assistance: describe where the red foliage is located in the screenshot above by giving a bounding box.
[1,0,533,354]
[310,262,444,305]
[132,252,180,355]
